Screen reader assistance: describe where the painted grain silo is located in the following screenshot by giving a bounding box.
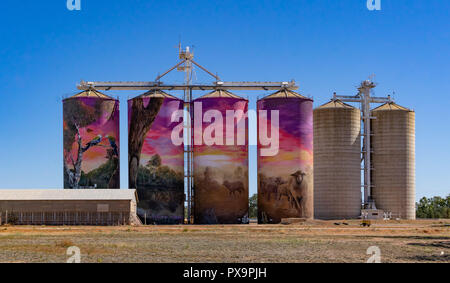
[371,102,416,220]
[257,89,314,224]
[63,89,120,189]
[313,100,362,220]
[128,90,185,224]
[193,89,249,224]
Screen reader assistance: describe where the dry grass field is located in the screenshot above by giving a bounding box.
[0,219,448,263]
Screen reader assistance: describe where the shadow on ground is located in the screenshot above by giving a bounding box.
[355,235,450,241]
[404,254,449,262]
[407,241,450,249]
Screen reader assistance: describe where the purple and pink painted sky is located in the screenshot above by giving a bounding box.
[128,98,184,173]
[193,98,249,173]
[64,98,120,173]
[258,98,313,178]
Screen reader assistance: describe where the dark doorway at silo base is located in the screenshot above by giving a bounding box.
[193,216,249,225]
[258,213,314,225]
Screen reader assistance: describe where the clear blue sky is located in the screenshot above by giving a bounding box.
[0,0,448,200]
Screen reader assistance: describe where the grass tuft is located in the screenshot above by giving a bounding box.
[55,239,74,248]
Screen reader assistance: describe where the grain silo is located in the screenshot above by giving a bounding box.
[193,89,249,224]
[313,100,362,220]
[128,90,185,224]
[371,102,416,220]
[63,89,120,189]
[257,89,314,224]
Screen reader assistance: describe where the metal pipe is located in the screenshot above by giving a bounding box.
[189,88,194,224]
[362,86,372,205]
[191,59,221,81]
[77,82,297,91]
[155,60,186,81]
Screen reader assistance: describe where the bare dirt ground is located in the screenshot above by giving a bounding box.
[0,219,448,263]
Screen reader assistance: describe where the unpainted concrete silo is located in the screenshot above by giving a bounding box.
[257,89,314,224]
[63,89,120,189]
[193,89,249,224]
[371,102,416,220]
[128,90,185,224]
[314,100,362,219]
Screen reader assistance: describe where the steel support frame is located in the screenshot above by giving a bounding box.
[76,52,298,224]
[333,81,391,208]
[77,81,298,91]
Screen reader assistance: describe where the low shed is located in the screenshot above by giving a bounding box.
[0,189,139,226]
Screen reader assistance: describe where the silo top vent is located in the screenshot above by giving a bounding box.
[68,89,115,99]
[317,99,356,109]
[198,89,245,99]
[372,102,413,112]
[262,88,308,99]
[137,89,180,99]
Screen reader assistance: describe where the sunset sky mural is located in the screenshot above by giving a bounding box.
[63,94,120,189]
[137,99,184,173]
[257,95,314,223]
[128,94,184,224]
[193,94,249,224]
[68,109,119,173]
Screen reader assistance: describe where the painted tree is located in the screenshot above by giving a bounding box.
[128,97,164,189]
[147,154,162,168]
[63,99,107,189]
[106,148,120,188]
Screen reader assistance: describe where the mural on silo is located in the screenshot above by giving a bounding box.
[63,91,120,189]
[193,92,249,224]
[128,92,184,224]
[257,96,314,223]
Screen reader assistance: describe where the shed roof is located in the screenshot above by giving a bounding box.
[0,189,138,202]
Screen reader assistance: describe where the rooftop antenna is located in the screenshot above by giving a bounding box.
[178,45,195,85]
